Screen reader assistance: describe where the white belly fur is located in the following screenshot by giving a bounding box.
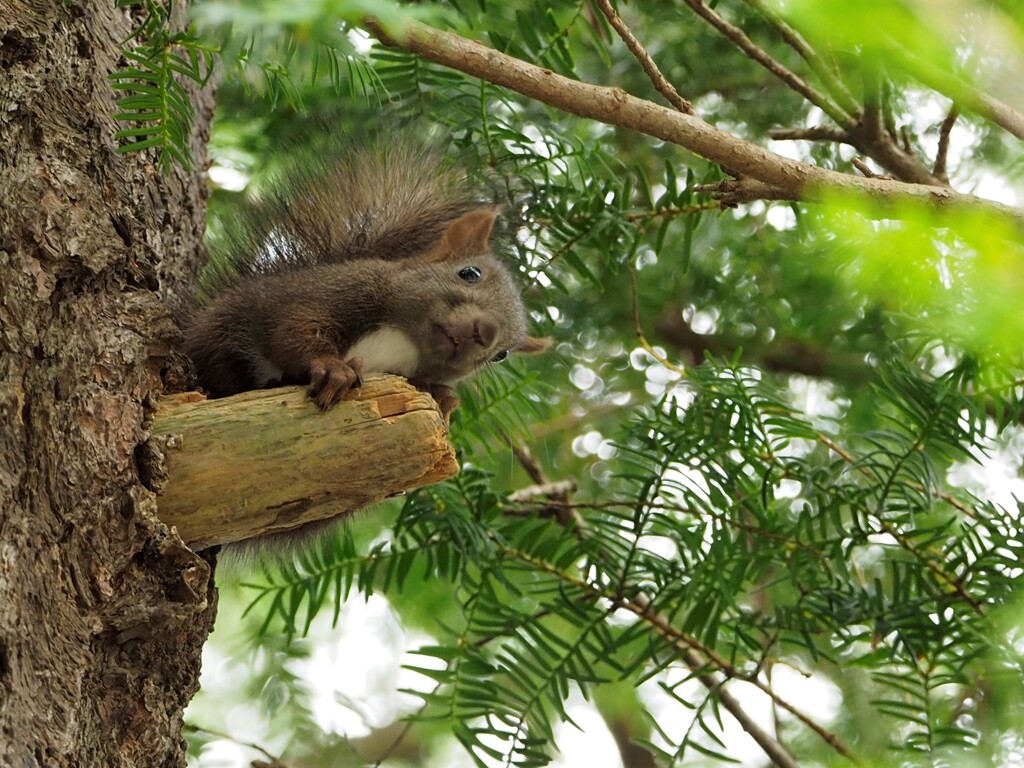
[347,327,420,377]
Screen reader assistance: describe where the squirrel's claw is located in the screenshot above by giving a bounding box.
[309,355,364,410]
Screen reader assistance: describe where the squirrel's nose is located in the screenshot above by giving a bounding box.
[473,319,497,348]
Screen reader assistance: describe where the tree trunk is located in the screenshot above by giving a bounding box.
[0,3,215,766]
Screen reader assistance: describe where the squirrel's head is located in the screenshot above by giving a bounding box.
[391,208,550,385]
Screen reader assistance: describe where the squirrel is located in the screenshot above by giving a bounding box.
[184,138,550,419]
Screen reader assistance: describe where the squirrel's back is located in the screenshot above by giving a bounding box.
[201,138,494,297]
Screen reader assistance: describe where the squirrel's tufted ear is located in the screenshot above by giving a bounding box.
[517,336,552,354]
[426,207,500,261]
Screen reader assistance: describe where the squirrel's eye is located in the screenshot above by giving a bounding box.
[458,266,482,283]
[491,349,509,363]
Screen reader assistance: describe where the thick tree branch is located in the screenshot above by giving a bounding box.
[849,124,943,185]
[592,0,693,114]
[151,375,458,549]
[692,176,796,205]
[364,19,1024,228]
[771,112,946,187]
[845,66,943,186]
[653,307,875,386]
[738,1,1018,183]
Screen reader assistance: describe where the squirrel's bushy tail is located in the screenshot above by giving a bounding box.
[199,135,493,301]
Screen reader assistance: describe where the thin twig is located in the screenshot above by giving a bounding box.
[502,543,861,767]
[816,434,982,524]
[888,42,1024,141]
[628,267,687,375]
[740,0,860,116]
[678,0,854,128]
[816,433,986,614]
[624,592,861,766]
[505,432,548,485]
[852,157,879,178]
[510,498,831,564]
[622,200,723,224]
[503,431,584,529]
[934,104,959,182]
[508,480,579,502]
[593,0,693,113]
[184,724,290,768]
[492,434,858,766]
[900,125,914,154]
[861,65,887,142]
[876,517,984,613]
[498,450,854,767]
[769,126,848,142]
[501,434,803,761]
[881,79,899,141]
[372,721,416,768]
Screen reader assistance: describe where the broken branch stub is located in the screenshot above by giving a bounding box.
[152,374,459,550]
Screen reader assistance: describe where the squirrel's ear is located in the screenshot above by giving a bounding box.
[517,336,552,354]
[427,208,500,261]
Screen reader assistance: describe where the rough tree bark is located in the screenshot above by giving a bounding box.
[0,3,215,766]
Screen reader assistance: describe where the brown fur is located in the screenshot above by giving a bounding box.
[185,140,550,408]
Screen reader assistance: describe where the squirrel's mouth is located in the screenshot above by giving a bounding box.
[435,324,462,359]
[436,318,494,361]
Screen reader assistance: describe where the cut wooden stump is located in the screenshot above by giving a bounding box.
[151,374,458,549]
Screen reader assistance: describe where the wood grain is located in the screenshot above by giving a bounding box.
[152,374,458,549]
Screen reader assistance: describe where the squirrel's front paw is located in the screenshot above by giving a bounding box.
[309,355,364,410]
